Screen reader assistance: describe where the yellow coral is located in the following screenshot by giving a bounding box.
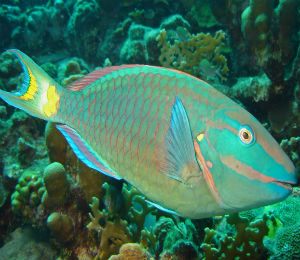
[157,29,229,81]
[87,197,133,259]
[108,243,153,260]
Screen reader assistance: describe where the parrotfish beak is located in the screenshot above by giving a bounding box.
[273,167,298,192]
[260,154,298,205]
[275,147,298,184]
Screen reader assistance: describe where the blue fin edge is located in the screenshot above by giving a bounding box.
[56,124,121,180]
[6,49,32,97]
[146,200,181,216]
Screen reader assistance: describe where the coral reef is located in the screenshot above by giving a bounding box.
[45,122,69,165]
[86,183,200,259]
[10,170,45,220]
[87,196,133,260]
[42,162,70,206]
[108,243,153,260]
[60,58,89,86]
[160,241,200,260]
[17,137,36,166]
[47,212,74,244]
[201,213,272,260]
[0,0,299,259]
[0,176,7,208]
[241,0,300,66]
[153,217,200,260]
[45,121,108,202]
[0,5,22,52]
[120,23,153,64]
[230,73,271,103]
[262,189,300,259]
[66,0,102,61]
[121,183,156,241]
[0,227,57,260]
[271,224,300,260]
[157,27,228,81]
[280,137,300,171]
[241,0,274,63]
[181,0,220,29]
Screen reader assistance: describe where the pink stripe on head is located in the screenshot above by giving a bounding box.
[225,110,295,174]
[220,154,276,183]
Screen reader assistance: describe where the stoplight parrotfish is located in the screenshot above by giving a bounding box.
[0,50,297,219]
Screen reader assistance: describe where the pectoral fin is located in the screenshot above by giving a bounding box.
[160,97,201,183]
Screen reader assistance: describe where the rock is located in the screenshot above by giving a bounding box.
[45,122,68,165]
[0,227,57,260]
[17,137,36,166]
[0,176,7,208]
[47,212,74,243]
[43,162,69,205]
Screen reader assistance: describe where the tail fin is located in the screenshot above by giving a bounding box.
[0,49,62,121]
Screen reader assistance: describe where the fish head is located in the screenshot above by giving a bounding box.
[194,104,298,211]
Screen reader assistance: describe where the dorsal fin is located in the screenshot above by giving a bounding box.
[66,65,142,92]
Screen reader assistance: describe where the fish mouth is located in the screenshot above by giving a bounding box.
[272,180,295,191]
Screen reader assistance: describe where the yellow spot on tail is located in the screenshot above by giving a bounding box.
[197,133,204,142]
[20,65,37,100]
[43,85,60,117]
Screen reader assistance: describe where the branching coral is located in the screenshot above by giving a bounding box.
[88,183,187,259]
[87,197,133,260]
[87,196,109,231]
[157,29,229,81]
[201,213,273,260]
[122,184,156,241]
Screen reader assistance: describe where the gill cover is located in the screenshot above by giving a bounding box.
[0,50,61,121]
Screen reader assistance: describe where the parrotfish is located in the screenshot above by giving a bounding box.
[0,50,297,218]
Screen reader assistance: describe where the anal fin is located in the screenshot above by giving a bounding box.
[56,124,121,180]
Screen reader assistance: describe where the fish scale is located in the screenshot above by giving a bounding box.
[60,70,200,185]
[0,50,296,219]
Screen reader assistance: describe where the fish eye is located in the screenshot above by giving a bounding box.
[238,125,255,145]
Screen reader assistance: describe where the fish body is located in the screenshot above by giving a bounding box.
[0,50,297,218]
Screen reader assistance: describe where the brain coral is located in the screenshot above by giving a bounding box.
[271,224,300,260]
[10,171,45,219]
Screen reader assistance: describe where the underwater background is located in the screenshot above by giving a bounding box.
[0,0,299,259]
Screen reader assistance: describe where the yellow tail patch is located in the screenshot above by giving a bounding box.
[43,85,60,117]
